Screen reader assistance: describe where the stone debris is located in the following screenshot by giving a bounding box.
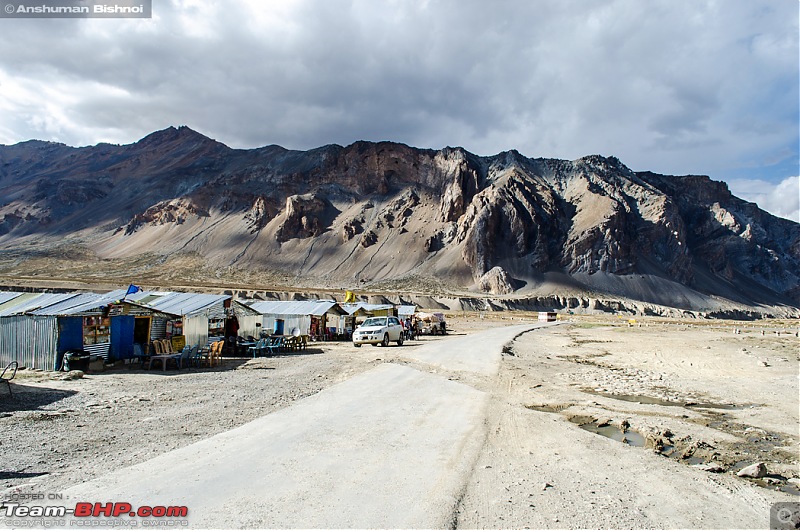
[692,463,725,473]
[736,462,767,478]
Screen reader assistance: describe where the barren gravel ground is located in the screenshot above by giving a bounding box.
[457,317,800,528]
[2,314,798,528]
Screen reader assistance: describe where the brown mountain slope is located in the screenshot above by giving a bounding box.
[0,126,798,314]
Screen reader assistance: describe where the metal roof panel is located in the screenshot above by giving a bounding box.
[0,293,82,317]
[141,292,230,316]
[249,300,344,316]
[29,293,104,316]
[0,292,24,305]
[30,289,132,316]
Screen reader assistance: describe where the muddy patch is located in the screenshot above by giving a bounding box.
[568,416,646,447]
[528,390,795,495]
[562,412,800,497]
[525,403,573,414]
[582,389,755,410]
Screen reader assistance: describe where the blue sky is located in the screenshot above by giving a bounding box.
[0,0,797,221]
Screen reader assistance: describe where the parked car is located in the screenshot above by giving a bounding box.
[353,316,404,347]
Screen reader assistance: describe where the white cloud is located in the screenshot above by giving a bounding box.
[728,176,800,222]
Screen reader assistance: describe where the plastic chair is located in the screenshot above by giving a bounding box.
[248,338,265,358]
[194,345,209,368]
[178,345,195,369]
[283,336,298,352]
[132,343,150,368]
[266,336,283,356]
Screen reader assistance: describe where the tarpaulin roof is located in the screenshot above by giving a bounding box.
[341,303,394,315]
[249,300,346,317]
[397,305,416,316]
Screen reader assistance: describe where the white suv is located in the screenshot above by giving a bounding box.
[353,316,404,347]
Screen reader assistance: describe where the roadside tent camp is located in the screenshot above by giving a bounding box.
[248,300,347,340]
[0,289,263,369]
[0,289,164,370]
[125,291,261,351]
[0,292,81,370]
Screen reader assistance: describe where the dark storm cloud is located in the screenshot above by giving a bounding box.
[0,0,797,220]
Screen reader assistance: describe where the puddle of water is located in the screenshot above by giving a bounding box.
[773,482,800,496]
[592,393,684,407]
[568,418,646,447]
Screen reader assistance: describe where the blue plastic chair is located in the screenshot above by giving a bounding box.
[266,336,283,356]
[249,338,266,358]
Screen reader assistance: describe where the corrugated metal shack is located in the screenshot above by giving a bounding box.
[0,290,164,371]
[248,300,347,339]
[538,311,558,322]
[0,289,265,370]
[127,291,261,350]
[0,292,71,371]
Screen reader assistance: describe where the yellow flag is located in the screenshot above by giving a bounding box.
[344,291,356,303]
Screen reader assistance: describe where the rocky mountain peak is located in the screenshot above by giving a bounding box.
[0,130,796,314]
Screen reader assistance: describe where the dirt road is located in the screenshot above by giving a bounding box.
[55,325,539,527]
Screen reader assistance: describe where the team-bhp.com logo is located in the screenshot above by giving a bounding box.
[2,502,189,526]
